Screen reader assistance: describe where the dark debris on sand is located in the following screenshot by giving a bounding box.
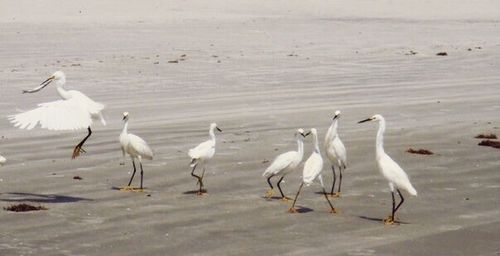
[436,52,448,56]
[406,148,434,155]
[478,140,500,149]
[73,176,83,180]
[4,203,48,212]
[475,133,497,139]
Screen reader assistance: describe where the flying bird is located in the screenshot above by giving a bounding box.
[119,112,153,191]
[359,114,417,224]
[8,71,106,159]
[262,128,308,200]
[188,123,222,195]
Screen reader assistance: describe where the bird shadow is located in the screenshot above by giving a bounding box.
[0,192,92,203]
[182,189,207,195]
[289,206,314,213]
[358,215,410,225]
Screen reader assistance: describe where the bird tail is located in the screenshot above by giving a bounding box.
[407,184,417,196]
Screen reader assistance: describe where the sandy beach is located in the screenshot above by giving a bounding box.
[0,0,500,255]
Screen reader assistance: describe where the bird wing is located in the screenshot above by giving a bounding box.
[188,140,214,159]
[127,134,153,160]
[263,151,297,177]
[303,153,323,185]
[378,154,416,195]
[333,137,347,167]
[69,90,106,125]
[9,99,92,131]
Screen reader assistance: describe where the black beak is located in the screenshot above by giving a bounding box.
[22,76,54,94]
[358,118,372,123]
[303,131,311,137]
[216,127,222,132]
[333,115,339,120]
[123,116,127,121]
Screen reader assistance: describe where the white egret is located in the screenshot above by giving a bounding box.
[188,123,222,195]
[119,112,153,191]
[262,128,308,200]
[325,110,347,197]
[358,114,417,224]
[288,128,337,214]
[0,155,5,166]
[8,71,106,159]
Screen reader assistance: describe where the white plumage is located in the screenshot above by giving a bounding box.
[8,71,106,158]
[188,123,222,195]
[119,112,153,191]
[358,114,417,224]
[0,155,6,166]
[324,110,347,197]
[262,128,307,200]
[288,128,337,213]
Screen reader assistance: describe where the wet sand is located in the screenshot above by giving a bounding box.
[0,1,499,255]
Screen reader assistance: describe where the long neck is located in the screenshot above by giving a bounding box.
[209,127,216,143]
[376,119,386,155]
[296,136,304,157]
[313,133,320,153]
[55,79,70,99]
[122,121,129,135]
[327,119,338,142]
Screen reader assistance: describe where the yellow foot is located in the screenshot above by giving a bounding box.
[119,186,145,192]
[288,207,299,213]
[383,216,395,225]
[281,197,292,202]
[264,189,275,199]
[329,208,340,214]
[197,190,207,196]
[71,147,86,159]
[328,192,341,198]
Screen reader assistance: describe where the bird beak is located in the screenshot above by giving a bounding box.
[358,118,372,123]
[216,127,222,132]
[22,76,54,94]
[333,115,339,120]
[303,131,311,137]
[122,116,127,121]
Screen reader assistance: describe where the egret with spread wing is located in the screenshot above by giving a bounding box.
[188,123,222,195]
[8,71,106,159]
[359,114,417,224]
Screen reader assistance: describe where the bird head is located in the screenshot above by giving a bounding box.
[122,112,129,121]
[333,110,341,120]
[210,123,222,132]
[310,128,318,137]
[296,128,309,138]
[358,114,383,123]
[22,70,66,94]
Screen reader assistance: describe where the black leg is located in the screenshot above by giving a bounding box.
[266,175,275,190]
[337,166,343,194]
[394,189,405,214]
[288,182,304,213]
[330,165,336,195]
[322,186,336,213]
[391,191,396,220]
[139,161,144,189]
[277,176,286,198]
[190,164,203,194]
[72,127,92,159]
[127,158,137,186]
